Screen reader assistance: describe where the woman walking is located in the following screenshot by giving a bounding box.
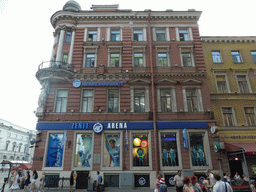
[31,170,38,192]
[23,171,31,192]
[70,171,74,192]
[183,176,195,192]
[10,171,20,192]
[39,172,46,192]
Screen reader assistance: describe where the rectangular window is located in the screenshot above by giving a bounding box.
[46,133,64,167]
[179,29,189,41]
[237,75,249,93]
[156,29,166,41]
[160,89,172,112]
[55,89,68,113]
[103,134,121,167]
[134,53,144,67]
[212,51,222,63]
[231,51,242,63]
[134,89,145,112]
[189,132,208,166]
[134,30,143,41]
[132,133,149,166]
[5,143,9,150]
[244,107,256,126]
[222,107,235,126]
[110,53,120,67]
[108,89,119,113]
[111,30,120,41]
[186,89,198,112]
[251,51,256,63]
[86,53,95,68]
[65,30,72,43]
[74,134,92,167]
[88,30,97,41]
[157,53,168,67]
[62,54,68,64]
[161,132,178,167]
[182,53,192,67]
[216,75,228,93]
[81,89,93,112]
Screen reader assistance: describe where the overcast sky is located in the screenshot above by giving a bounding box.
[0,0,255,130]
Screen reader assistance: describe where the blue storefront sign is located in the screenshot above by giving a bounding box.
[73,80,124,88]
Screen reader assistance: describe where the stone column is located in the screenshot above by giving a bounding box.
[56,26,66,64]
[68,27,76,65]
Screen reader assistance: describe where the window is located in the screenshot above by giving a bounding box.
[111,30,120,41]
[182,53,192,67]
[74,134,93,167]
[212,51,222,63]
[62,54,68,64]
[251,51,256,63]
[189,132,209,166]
[244,107,256,126]
[231,51,242,63]
[222,107,235,126]
[85,53,95,68]
[103,133,121,167]
[65,30,72,43]
[134,89,145,112]
[134,29,143,41]
[216,75,228,93]
[88,30,97,41]
[110,53,120,67]
[132,133,149,166]
[156,29,166,41]
[237,75,249,93]
[134,53,144,67]
[5,142,9,150]
[160,132,179,167]
[157,53,168,67]
[55,89,68,113]
[179,29,189,41]
[45,133,64,167]
[186,89,198,112]
[3,155,6,159]
[108,89,119,113]
[24,146,27,153]
[18,145,21,152]
[81,89,93,112]
[160,89,172,112]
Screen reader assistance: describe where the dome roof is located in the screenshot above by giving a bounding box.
[63,0,81,12]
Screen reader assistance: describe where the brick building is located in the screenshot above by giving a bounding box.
[34,1,220,189]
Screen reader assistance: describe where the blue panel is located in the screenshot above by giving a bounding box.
[157,121,208,129]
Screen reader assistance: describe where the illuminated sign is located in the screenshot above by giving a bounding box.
[107,122,127,129]
[73,80,124,88]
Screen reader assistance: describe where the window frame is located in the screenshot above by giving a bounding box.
[157,87,177,113]
[130,86,150,113]
[133,29,143,41]
[211,51,222,63]
[156,29,166,42]
[65,30,72,43]
[54,89,68,113]
[221,106,237,126]
[251,51,256,63]
[231,51,243,63]
[179,47,195,67]
[214,73,231,93]
[243,107,256,126]
[83,46,98,68]
[235,74,252,93]
[176,27,193,41]
[110,29,121,42]
[133,52,145,68]
[81,89,94,113]
[107,89,120,113]
[88,30,97,42]
[182,87,204,113]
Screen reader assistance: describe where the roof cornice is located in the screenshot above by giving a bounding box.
[201,36,256,43]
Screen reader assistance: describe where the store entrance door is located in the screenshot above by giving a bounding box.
[229,160,243,178]
[76,171,89,189]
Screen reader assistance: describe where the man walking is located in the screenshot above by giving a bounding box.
[174,170,183,192]
[96,171,102,192]
[213,173,233,192]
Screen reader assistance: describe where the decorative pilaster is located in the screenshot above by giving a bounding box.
[56,26,66,63]
[68,27,76,65]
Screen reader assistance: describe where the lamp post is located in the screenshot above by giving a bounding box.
[0,160,13,192]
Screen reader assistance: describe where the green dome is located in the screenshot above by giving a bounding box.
[63,0,81,12]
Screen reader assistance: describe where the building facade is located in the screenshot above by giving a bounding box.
[33,1,220,189]
[0,119,36,170]
[202,36,256,180]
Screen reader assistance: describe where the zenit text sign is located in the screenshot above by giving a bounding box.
[73,80,124,88]
[71,122,128,130]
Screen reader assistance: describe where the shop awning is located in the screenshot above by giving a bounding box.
[11,164,32,171]
[225,143,256,155]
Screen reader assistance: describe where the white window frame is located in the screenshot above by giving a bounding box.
[188,129,212,170]
[83,46,98,68]
[152,27,170,42]
[101,130,123,171]
[81,89,94,113]
[71,131,94,171]
[231,50,243,63]
[182,87,204,112]
[175,27,193,41]
[213,73,231,93]
[130,130,152,171]
[108,46,122,68]
[84,27,101,42]
[235,73,252,93]
[54,89,68,113]
[179,46,195,67]
[159,130,182,171]
[107,89,120,113]
[156,86,177,112]
[130,86,150,113]
[132,46,146,67]
[133,28,144,41]
[155,46,170,67]
[211,51,223,63]
[107,28,122,42]
[221,106,237,126]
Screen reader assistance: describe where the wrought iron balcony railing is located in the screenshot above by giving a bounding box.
[38,61,74,71]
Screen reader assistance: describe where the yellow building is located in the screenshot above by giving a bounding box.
[201,36,256,180]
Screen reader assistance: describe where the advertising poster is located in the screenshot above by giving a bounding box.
[104,134,120,167]
[46,134,64,167]
[75,134,92,167]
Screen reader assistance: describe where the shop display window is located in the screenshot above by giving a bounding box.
[132,134,149,167]
[74,134,92,168]
[160,133,179,167]
[45,133,64,167]
[189,132,208,166]
[103,134,121,167]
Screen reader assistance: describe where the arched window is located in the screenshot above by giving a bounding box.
[16,157,19,160]
[3,155,7,159]
[10,156,14,160]
[5,140,10,150]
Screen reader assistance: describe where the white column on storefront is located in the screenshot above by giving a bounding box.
[50,31,59,67]
[56,26,66,64]
[67,27,76,65]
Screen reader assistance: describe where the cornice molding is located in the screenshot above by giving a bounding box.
[201,36,256,43]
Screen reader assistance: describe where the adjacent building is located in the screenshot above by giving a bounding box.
[202,36,256,180]
[33,1,220,189]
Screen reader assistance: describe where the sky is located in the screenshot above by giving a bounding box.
[0,0,255,130]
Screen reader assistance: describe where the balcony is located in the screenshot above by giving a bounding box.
[36,61,75,83]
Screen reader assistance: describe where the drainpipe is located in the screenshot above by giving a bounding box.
[147,10,159,175]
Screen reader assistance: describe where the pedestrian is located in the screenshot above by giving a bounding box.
[183,176,195,192]
[242,174,248,181]
[202,177,210,192]
[212,174,233,192]
[39,172,46,192]
[31,170,38,192]
[155,174,162,192]
[174,170,183,192]
[96,171,102,192]
[234,172,240,180]
[10,171,20,192]
[70,171,74,192]
[23,171,31,192]
[223,173,230,183]
[191,175,202,192]
[204,170,215,187]
[9,170,15,188]
[159,178,168,192]
[250,180,255,192]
